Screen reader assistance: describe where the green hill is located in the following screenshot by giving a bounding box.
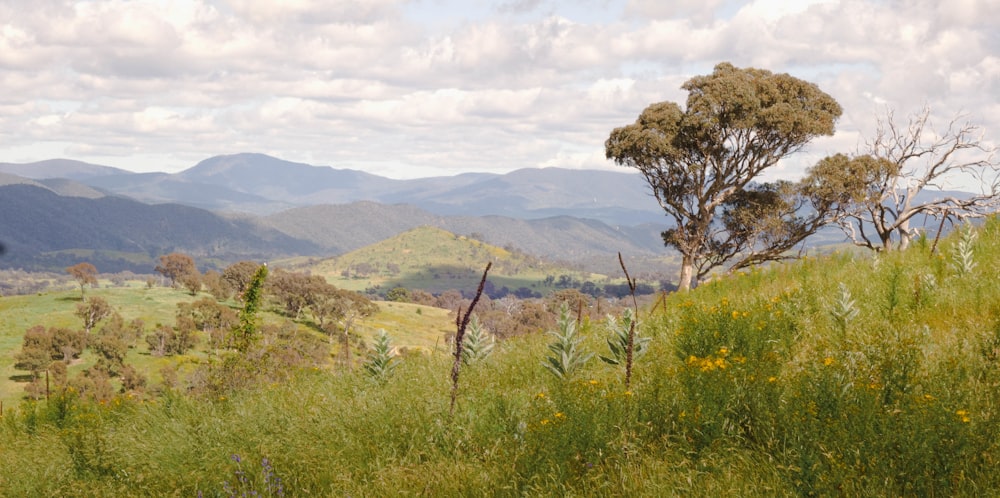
[284,225,611,295]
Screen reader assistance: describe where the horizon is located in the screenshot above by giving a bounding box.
[0,1,996,187]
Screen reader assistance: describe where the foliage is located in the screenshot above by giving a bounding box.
[362,329,398,382]
[808,106,1000,251]
[542,303,593,380]
[75,296,113,334]
[950,222,977,276]
[598,308,649,366]
[460,314,494,365]
[234,263,268,353]
[155,252,199,288]
[606,62,842,290]
[66,262,98,297]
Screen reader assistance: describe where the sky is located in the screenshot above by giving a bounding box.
[0,0,998,184]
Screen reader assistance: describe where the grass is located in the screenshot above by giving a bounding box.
[3,217,1000,495]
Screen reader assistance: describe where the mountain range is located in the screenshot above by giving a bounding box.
[0,153,670,275]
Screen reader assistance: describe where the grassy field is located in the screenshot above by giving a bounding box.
[2,218,1000,495]
[0,282,452,406]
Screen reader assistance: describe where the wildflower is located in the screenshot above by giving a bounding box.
[731,310,740,320]
[536,392,546,400]
[823,357,835,366]
[956,410,971,423]
[768,376,777,383]
[541,419,550,426]
[718,347,729,356]
[555,412,565,420]
[589,379,599,386]
[624,390,633,397]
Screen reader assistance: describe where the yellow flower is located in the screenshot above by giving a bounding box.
[718,347,729,356]
[823,357,835,366]
[536,392,546,399]
[555,412,565,419]
[541,419,550,426]
[624,390,633,397]
[768,376,777,383]
[956,410,971,423]
[731,310,740,319]
[588,379,599,386]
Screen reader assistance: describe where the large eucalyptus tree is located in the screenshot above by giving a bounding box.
[606,62,842,290]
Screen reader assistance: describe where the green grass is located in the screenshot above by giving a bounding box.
[3,218,1000,495]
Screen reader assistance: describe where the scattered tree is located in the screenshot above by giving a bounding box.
[606,62,842,290]
[66,262,98,298]
[222,261,260,301]
[155,252,199,288]
[76,296,113,334]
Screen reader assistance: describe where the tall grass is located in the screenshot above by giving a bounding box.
[3,217,1000,495]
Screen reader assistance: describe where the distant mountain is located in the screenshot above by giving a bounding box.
[0,153,663,225]
[0,159,130,180]
[260,202,664,261]
[0,184,319,272]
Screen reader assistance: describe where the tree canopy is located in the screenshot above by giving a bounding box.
[606,62,842,290]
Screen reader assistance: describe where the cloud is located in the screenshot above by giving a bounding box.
[0,0,995,181]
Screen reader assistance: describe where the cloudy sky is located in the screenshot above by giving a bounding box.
[0,0,997,182]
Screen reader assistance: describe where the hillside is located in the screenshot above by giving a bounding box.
[0,184,320,272]
[285,225,607,295]
[3,217,1000,495]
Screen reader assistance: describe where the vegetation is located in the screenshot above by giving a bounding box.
[606,62,843,291]
[2,217,1000,494]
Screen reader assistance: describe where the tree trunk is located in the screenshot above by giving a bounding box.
[677,254,695,292]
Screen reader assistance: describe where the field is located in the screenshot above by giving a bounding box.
[1,218,1000,495]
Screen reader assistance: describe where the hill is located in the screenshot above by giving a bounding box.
[0,184,320,272]
[284,225,609,295]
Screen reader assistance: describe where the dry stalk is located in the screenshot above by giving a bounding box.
[449,262,492,417]
[618,252,639,389]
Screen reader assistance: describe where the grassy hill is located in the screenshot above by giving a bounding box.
[3,219,1000,495]
[283,225,614,295]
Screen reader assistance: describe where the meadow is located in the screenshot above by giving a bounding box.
[2,218,1000,496]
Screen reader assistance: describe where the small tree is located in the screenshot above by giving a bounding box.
[606,62,842,290]
[76,296,113,334]
[234,263,268,353]
[66,262,98,298]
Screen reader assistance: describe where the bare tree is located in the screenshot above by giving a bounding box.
[812,106,1000,251]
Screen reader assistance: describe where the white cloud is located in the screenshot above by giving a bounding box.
[0,0,996,182]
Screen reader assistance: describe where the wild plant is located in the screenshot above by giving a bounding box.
[829,282,858,338]
[543,302,593,380]
[950,222,977,276]
[362,329,398,382]
[461,314,494,365]
[599,308,650,366]
[218,454,284,498]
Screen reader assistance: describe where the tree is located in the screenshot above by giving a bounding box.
[222,261,261,301]
[606,62,842,290]
[155,252,198,288]
[76,296,113,334]
[806,106,1000,251]
[66,262,98,298]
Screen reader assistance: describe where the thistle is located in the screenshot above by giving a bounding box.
[543,302,592,380]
